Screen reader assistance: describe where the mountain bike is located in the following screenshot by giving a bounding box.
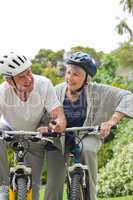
[44,125,102,200]
[0,130,53,200]
[64,126,101,200]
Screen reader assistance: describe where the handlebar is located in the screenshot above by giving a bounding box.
[0,125,117,142]
[65,126,100,132]
[0,130,55,143]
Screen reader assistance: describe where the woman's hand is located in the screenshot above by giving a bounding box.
[100,120,115,138]
[100,112,125,138]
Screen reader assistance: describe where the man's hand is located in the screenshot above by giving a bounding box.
[48,120,63,133]
[50,106,67,133]
[37,126,49,134]
[37,120,65,134]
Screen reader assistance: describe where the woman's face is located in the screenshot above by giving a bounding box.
[65,65,86,91]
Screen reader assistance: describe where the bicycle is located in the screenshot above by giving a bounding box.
[64,126,101,200]
[43,126,101,200]
[0,130,53,200]
[0,126,114,200]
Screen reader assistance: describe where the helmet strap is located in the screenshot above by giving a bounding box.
[11,77,28,101]
[11,77,19,91]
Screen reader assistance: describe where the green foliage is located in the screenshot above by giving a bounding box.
[120,0,133,15]
[33,49,65,67]
[116,19,133,41]
[41,170,47,185]
[98,119,133,197]
[0,75,4,83]
[99,197,133,200]
[32,63,44,75]
[43,67,64,85]
[98,142,133,197]
[70,45,104,61]
[111,76,131,90]
[94,54,119,84]
[98,142,114,169]
[111,42,133,69]
[8,149,14,167]
[94,53,132,91]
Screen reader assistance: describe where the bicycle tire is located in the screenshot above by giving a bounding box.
[16,177,27,200]
[83,170,90,200]
[69,173,84,200]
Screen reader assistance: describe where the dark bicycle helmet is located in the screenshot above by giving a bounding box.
[66,52,97,77]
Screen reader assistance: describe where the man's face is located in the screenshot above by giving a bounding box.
[12,68,34,92]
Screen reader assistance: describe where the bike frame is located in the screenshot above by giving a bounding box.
[0,130,53,200]
[0,126,107,200]
[64,126,100,200]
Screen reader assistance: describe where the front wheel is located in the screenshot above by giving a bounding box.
[69,173,84,200]
[68,170,90,200]
[16,177,27,200]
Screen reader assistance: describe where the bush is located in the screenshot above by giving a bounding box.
[43,67,64,85]
[98,142,133,197]
[98,120,133,197]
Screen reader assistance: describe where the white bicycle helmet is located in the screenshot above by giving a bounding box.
[0,52,32,77]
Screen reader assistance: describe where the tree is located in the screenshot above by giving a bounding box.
[70,46,104,61]
[116,0,133,41]
[120,0,133,15]
[111,42,133,68]
[116,19,133,41]
[43,67,64,85]
[33,49,65,68]
[31,62,44,75]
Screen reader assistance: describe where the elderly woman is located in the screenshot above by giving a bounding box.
[47,51,133,200]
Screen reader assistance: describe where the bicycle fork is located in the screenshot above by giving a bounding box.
[68,163,88,186]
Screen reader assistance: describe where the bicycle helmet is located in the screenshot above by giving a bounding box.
[66,52,97,77]
[0,52,32,77]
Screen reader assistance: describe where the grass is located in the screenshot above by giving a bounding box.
[99,197,133,200]
[40,187,133,200]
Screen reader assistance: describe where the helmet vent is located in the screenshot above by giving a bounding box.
[8,64,16,69]
[12,59,20,66]
[17,56,24,63]
[80,58,85,61]
[6,71,12,74]
[23,56,27,60]
[0,53,31,76]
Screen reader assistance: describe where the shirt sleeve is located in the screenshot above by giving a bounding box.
[116,93,133,118]
[44,80,61,113]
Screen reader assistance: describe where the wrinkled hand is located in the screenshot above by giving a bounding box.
[37,126,49,134]
[100,120,115,138]
[48,120,61,132]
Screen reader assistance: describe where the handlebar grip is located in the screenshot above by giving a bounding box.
[111,125,117,129]
[42,132,61,137]
[98,125,117,131]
